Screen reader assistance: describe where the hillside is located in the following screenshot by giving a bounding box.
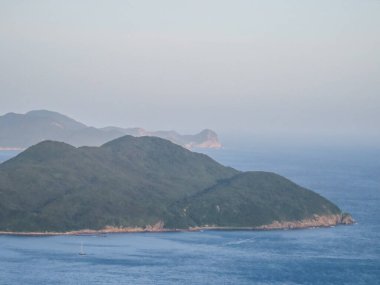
[0,110,221,149]
[0,136,350,232]
[165,172,341,228]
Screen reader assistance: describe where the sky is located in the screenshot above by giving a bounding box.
[0,0,379,144]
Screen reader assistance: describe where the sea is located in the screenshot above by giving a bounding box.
[0,141,379,285]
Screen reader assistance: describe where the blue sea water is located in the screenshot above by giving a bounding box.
[0,144,379,284]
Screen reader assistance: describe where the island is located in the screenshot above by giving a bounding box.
[0,110,221,149]
[0,135,353,234]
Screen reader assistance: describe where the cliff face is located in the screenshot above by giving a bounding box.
[0,110,222,149]
[183,129,222,149]
[113,128,222,149]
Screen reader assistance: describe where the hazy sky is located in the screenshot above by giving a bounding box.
[1,0,379,141]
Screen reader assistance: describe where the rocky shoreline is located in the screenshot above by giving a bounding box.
[254,213,354,230]
[188,213,354,231]
[0,214,354,236]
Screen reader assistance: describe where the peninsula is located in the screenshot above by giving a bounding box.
[0,110,221,149]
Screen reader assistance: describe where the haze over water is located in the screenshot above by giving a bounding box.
[1,1,379,145]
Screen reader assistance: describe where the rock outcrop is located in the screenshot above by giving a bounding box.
[255,214,354,230]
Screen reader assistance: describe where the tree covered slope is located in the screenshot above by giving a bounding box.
[0,135,342,232]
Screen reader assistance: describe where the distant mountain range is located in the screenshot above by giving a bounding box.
[0,110,221,149]
[0,135,352,232]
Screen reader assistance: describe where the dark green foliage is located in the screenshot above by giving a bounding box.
[0,136,341,232]
[165,172,340,228]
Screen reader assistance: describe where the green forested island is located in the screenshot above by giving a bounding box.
[0,135,352,233]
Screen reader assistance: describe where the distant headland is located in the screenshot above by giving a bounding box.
[0,110,221,150]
